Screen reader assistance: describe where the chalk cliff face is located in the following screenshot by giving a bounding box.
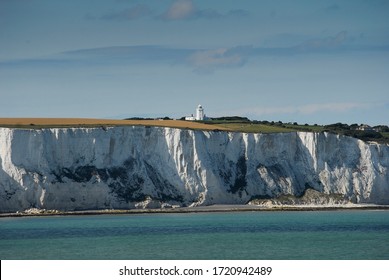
[0,126,388,212]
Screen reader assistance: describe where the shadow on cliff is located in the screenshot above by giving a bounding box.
[50,127,190,208]
[0,156,41,212]
[248,132,324,200]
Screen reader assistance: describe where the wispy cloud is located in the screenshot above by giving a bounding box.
[2,31,387,73]
[188,48,245,73]
[101,4,152,21]
[192,8,249,20]
[185,31,353,72]
[160,0,195,20]
[97,0,249,22]
[295,31,348,52]
[159,0,249,21]
[62,46,192,64]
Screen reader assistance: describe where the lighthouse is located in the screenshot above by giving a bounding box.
[184,104,206,121]
[196,104,204,121]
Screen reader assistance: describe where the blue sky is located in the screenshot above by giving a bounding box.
[1,0,388,125]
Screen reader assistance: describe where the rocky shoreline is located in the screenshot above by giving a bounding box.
[1,203,389,218]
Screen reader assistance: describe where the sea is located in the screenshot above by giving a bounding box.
[0,210,388,260]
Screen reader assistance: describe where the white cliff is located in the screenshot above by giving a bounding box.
[0,126,388,212]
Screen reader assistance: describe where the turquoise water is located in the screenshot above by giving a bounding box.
[0,210,388,259]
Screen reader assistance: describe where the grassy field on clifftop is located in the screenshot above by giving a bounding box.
[0,118,227,131]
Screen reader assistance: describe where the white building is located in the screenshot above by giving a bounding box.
[357,124,374,131]
[196,104,204,121]
[185,115,196,121]
[185,105,206,121]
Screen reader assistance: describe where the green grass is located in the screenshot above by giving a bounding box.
[283,124,325,132]
[382,132,389,138]
[215,123,297,133]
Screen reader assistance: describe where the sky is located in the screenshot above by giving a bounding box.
[0,0,388,125]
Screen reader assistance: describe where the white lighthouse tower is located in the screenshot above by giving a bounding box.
[196,104,204,120]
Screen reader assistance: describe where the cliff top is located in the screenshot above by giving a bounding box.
[0,118,227,131]
[1,117,388,144]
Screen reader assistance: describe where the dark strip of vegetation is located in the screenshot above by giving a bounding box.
[322,122,388,143]
[124,117,172,120]
[206,116,251,123]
